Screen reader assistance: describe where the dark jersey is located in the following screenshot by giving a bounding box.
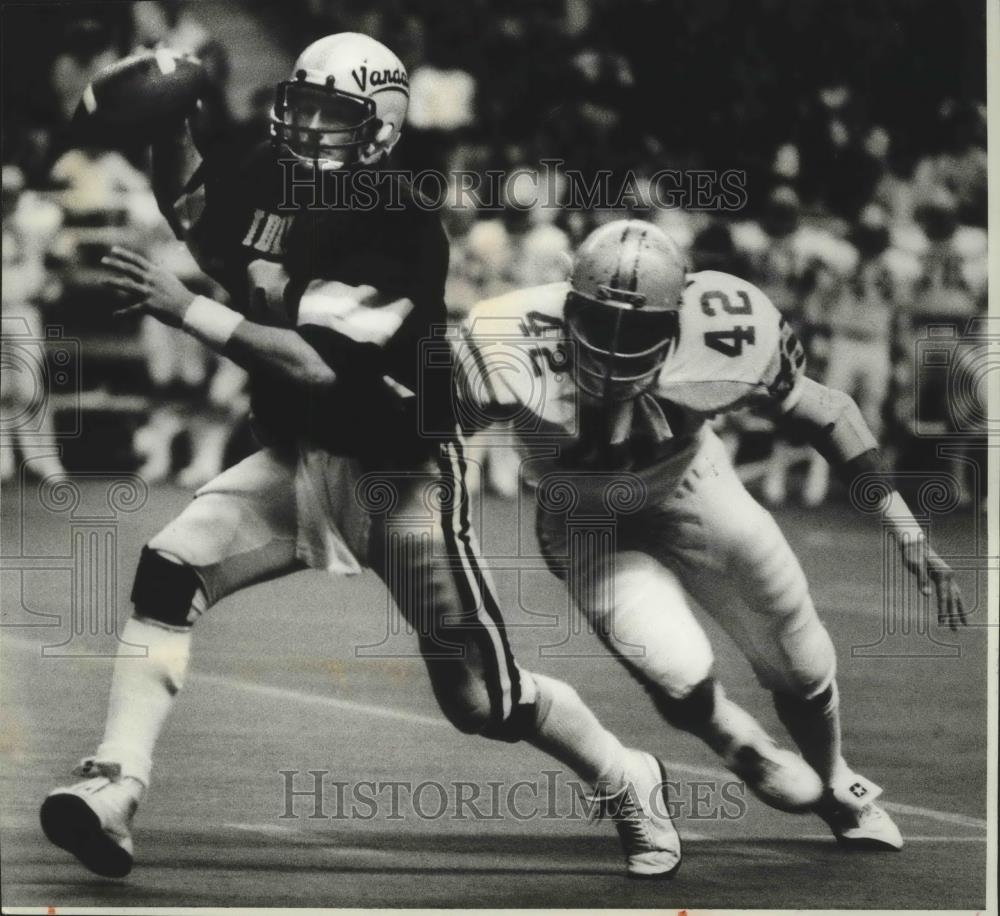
[168,139,454,466]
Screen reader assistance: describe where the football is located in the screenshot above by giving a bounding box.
[72,49,208,146]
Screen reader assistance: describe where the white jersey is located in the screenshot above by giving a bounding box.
[458,270,805,489]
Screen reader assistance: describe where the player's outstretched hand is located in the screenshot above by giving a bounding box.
[899,536,967,631]
[102,247,196,327]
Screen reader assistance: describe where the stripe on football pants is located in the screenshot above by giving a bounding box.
[435,442,505,722]
[436,438,520,724]
[451,436,522,711]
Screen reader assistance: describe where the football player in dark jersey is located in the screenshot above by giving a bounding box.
[40,34,681,880]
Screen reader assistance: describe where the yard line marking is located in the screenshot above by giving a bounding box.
[195,663,989,831]
[192,670,447,726]
[880,801,988,830]
[190,671,760,783]
[800,834,986,843]
[227,822,299,837]
[5,633,988,833]
[224,821,715,843]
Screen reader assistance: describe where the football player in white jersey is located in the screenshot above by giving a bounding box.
[457,220,966,850]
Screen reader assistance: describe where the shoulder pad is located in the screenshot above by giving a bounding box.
[461,282,569,408]
[657,271,802,412]
[466,282,568,336]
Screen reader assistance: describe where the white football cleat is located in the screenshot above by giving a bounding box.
[592,750,682,879]
[40,758,143,877]
[728,739,824,813]
[814,772,903,850]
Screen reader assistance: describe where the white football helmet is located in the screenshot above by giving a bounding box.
[270,32,409,170]
[565,219,686,402]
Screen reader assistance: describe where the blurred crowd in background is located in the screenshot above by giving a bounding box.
[1,0,988,507]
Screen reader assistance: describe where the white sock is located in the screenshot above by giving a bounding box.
[523,672,628,791]
[95,617,192,787]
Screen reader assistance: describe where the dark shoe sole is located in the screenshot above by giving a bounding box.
[40,793,133,878]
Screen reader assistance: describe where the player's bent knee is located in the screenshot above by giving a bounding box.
[445,707,492,735]
[474,671,545,744]
[443,685,540,743]
[624,623,714,700]
[131,545,205,629]
[435,682,495,736]
[479,701,538,743]
[649,676,718,731]
[772,608,836,698]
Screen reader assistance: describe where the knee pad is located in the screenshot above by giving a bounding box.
[648,676,718,731]
[130,546,203,628]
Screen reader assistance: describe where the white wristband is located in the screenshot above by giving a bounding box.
[182,296,243,350]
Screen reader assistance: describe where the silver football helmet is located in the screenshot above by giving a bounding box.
[564,220,686,402]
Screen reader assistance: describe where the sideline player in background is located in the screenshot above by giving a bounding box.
[800,203,913,506]
[40,37,682,880]
[458,220,965,850]
[1,165,69,482]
